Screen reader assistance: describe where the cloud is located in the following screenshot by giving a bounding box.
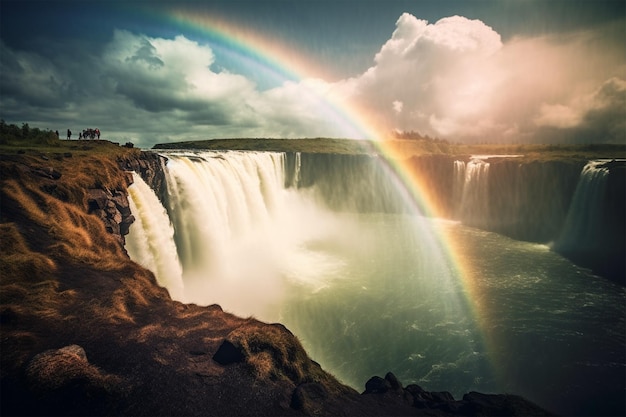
[335,13,626,143]
[102,31,255,118]
[0,14,624,146]
[532,77,626,143]
[0,41,75,109]
[0,30,366,146]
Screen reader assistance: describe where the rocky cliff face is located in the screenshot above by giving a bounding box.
[407,155,624,283]
[0,147,553,416]
[74,151,167,249]
[289,153,624,283]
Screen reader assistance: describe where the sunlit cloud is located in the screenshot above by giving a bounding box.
[333,13,625,143]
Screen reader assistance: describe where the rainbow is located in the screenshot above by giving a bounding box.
[164,9,383,140]
[159,6,500,385]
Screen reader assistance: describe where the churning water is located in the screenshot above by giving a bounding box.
[126,151,625,416]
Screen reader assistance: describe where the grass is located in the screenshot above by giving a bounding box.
[153,137,380,154]
[224,321,351,396]
[154,137,626,161]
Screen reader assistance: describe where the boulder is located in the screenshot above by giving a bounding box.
[25,345,123,415]
[212,340,245,365]
[87,188,110,211]
[290,382,328,414]
[364,375,392,394]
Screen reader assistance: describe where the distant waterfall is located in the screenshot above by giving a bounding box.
[296,153,407,213]
[454,158,491,227]
[452,160,466,217]
[554,160,610,254]
[126,172,185,300]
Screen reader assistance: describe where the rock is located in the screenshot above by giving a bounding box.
[290,382,328,414]
[120,214,135,236]
[86,187,136,246]
[87,188,110,211]
[363,375,392,394]
[384,371,402,391]
[25,344,122,416]
[212,340,245,365]
[117,152,167,197]
[431,390,455,403]
[112,192,131,217]
[32,166,61,180]
[460,391,554,416]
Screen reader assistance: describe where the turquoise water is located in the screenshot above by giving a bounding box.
[278,214,625,417]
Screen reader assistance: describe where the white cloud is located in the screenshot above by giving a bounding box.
[534,104,585,129]
[335,14,506,140]
[333,13,625,143]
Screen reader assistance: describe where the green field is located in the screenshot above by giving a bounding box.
[153,137,626,162]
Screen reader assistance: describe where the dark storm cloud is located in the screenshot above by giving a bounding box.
[565,78,625,143]
[0,41,73,108]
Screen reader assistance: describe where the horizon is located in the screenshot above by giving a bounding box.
[1,0,624,148]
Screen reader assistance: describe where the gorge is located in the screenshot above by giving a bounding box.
[1,139,624,416]
[128,145,624,416]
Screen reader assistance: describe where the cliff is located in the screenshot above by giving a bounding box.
[0,142,552,416]
[406,155,625,283]
[283,152,624,284]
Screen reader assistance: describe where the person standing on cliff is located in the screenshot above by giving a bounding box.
[67,129,71,140]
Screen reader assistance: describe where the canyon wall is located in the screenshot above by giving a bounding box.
[285,153,624,284]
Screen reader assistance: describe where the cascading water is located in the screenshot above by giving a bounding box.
[454,158,490,227]
[125,151,625,417]
[128,151,404,320]
[452,160,466,213]
[551,159,626,281]
[125,172,185,300]
[555,160,610,253]
[162,151,361,319]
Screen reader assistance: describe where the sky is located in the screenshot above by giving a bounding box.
[1,0,624,148]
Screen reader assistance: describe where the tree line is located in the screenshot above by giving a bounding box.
[0,120,59,146]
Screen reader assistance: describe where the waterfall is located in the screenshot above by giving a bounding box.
[125,151,624,314]
[554,160,610,254]
[126,172,185,300]
[126,151,351,320]
[452,160,466,217]
[455,158,491,227]
[296,153,407,213]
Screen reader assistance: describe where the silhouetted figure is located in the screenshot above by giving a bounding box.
[55,130,59,139]
[67,129,71,140]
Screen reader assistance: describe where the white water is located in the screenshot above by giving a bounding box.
[453,158,491,227]
[129,151,407,320]
[126,172,185,300]
[555,160,610,252]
